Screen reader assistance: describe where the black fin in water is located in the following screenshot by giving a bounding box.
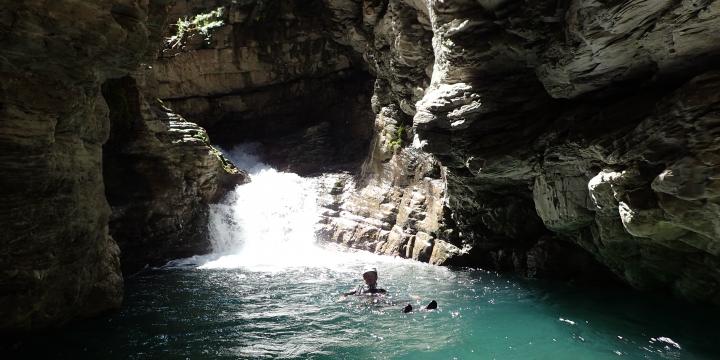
[426,300,437,310]
[402,304,413,313]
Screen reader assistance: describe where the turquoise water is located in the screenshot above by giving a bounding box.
[7,148,719,359]
[7,250,720,359]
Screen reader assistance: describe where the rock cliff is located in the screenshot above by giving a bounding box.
[155,0,627,283]
[165,0,720,304]
[318,0,720,304]
[102,74,245,274]
[0,0,243,330]
[2,0,720,331]
[154,0,374,173]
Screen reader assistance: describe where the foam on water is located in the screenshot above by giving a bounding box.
[202,144,320,267]
[7,145,720,359]
[193,145,412,272]
[11,261,720,359]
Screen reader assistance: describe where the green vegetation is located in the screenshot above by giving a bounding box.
[210,146,240,175]
[191,130,209,143]
[388,123,406,152]
[330,178,345,195]
[167,7,225,48]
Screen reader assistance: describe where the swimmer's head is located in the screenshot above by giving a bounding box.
[362,267,378,286]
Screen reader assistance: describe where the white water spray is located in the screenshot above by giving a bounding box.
[200,145,322,269]
[189,144,415,272]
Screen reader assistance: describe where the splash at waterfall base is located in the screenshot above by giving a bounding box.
[7,255,720,359]
[6,146,720,359]
[145,148,720,359]
[184,145,367,270]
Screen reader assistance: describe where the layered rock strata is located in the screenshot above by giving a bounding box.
[155,0,720,303]
[0,0,243,330]
[102,75,246,273]
[154,0,374,173]
[316,108,457,265]
[319,0,720,303]
[0,0,167,330]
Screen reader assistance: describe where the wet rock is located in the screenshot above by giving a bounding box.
[102,76,247,273]
[538,0,720,98]
[0,0,174,330]
[429,240,462,266]
[533,174,594,232]
[153,0,374,173]
[59,0,719,306]
[315,0,720,304]
[0,0,246,331]
[314,95,457,264]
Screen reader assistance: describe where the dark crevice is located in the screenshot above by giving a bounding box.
[167,70,377,175]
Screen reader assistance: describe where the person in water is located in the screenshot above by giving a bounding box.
[343,267,387,296]
[342,267,438,312]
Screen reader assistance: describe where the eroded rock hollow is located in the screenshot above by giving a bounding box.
[0,0,243,330]
[1,0,720,331]
[153,0,720,305]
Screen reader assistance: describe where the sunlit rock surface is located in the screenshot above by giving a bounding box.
[158,0,720,304]
[102,75,246,274]
[3,0,719,332]
[316,130,455,265]
[153,0,374,173]
[0,0,243,330]
[305,0,720,304]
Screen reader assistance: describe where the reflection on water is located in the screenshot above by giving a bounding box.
[5,145,720,359]
[7,255,720,359]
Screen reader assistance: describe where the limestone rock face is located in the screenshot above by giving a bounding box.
[301,0,720,303]
[102,76,246,273]
[316,104,457,265]
[153,0,374,173]
[405,1,720,303]
[151,0,720,300]
[0,0,172,330]
[538,0,720,98]
[158,0,352,100]
[19,0,709,308]
[0,0,244,330]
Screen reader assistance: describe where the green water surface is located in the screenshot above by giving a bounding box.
[6,253,720,359]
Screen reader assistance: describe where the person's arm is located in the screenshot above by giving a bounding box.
[342,285,361,296]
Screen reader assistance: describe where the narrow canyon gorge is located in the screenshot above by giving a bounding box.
[2,1,720,353]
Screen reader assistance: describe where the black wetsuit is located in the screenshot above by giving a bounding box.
[344,285,387,296]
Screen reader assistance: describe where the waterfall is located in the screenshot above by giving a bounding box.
[184,143,402,272]
[200,145,326,269]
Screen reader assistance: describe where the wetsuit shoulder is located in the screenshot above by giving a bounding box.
[343,285,364,296]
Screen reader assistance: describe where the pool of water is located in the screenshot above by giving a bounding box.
[7,146,719,359]
[7,247,720,360]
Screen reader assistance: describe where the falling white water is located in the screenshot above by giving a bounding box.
[199,144,321,269]
[187,144,416,272]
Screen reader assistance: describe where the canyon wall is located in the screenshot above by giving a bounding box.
[0,0,242,330]
[319,0,720,304]
[2,0,720,331]
[158,0,622,283]
[102,74,245,274]
[167,0,720,304]
[154,0,375,173]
